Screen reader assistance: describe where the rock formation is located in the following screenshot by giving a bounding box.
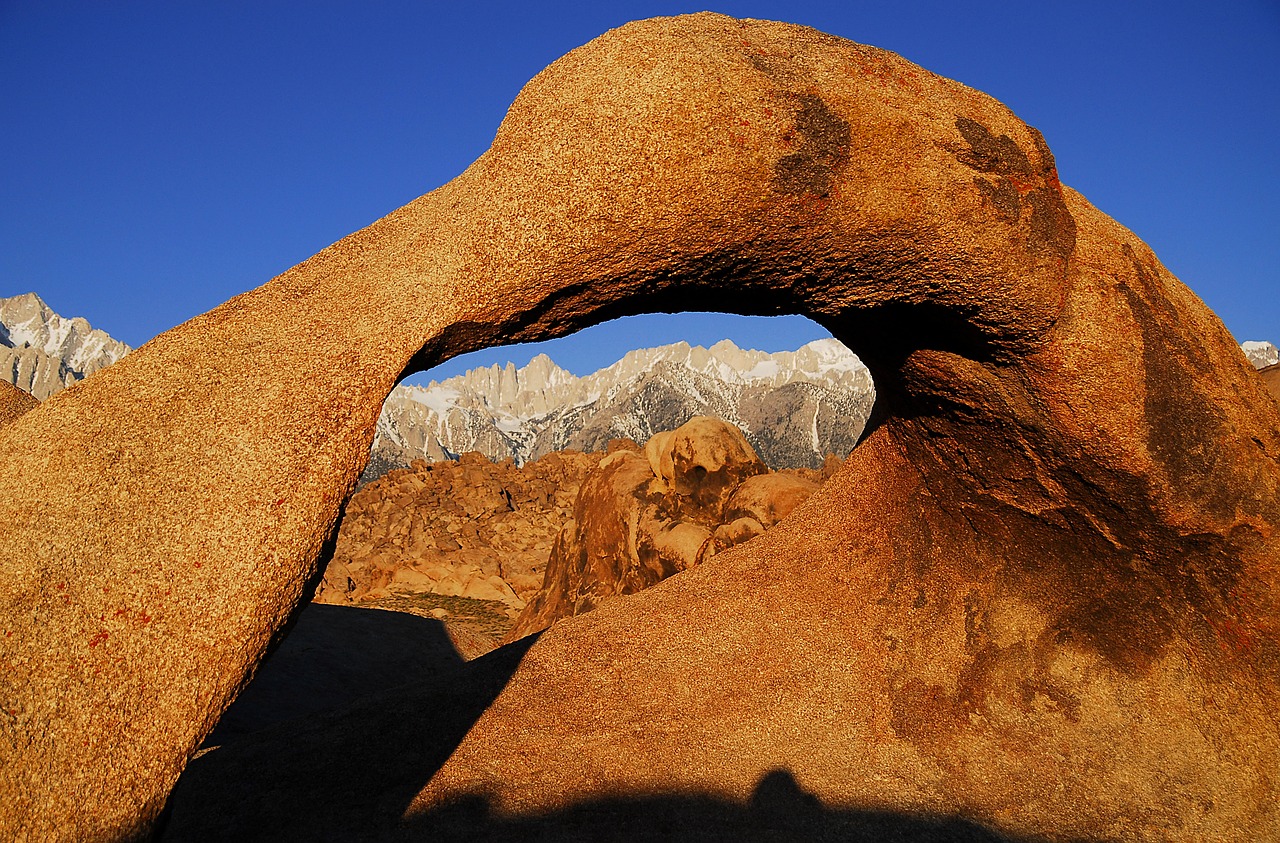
[315,448,604,609]
[0,292,132,400]
[1259,362,1280,401]
[512,416,821,639]
[3,13,1279,841]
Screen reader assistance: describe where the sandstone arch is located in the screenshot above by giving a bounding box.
[1,14,1277,841]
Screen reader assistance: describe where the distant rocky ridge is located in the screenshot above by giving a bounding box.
[3,291,1273,463]
[372,338,876,475]
[0,293,131,400]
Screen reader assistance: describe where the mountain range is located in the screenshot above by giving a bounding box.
[5,292,1275,474]
[0,293,132,400]
[369,338,876,475]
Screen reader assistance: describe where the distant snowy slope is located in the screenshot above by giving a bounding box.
[371,338,877,475]
[1243,340,1279,369]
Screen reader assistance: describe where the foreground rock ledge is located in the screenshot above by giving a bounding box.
[2,13,1277,842]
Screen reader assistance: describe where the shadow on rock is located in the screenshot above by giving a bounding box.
[159,632,538,841]
[202,603,467,748]
[333,767,1084,841]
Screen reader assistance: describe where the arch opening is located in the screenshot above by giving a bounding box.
[309,312,876,654]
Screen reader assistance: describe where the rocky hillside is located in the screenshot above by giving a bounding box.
[314,448,607,618]
[372,338,876,475]
[316,418,838,655]
[0,293,131,399]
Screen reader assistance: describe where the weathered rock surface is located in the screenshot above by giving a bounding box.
[513,417,802,639]
[315,449,603,609]
[1259,362,1280,401]
[0,380,37,428]
[4,13,1279,842]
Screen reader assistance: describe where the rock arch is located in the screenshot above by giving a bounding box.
[1,13,1277,841]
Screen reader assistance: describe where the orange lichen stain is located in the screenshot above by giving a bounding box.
[88,631,109,648]
[1210,616,1257,656]
[1006,175,1039,195]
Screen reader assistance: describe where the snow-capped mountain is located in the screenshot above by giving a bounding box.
[0,293,132,399]
[1243,341,1279,370]
[6,289,1274,473]
[369,338,878,475]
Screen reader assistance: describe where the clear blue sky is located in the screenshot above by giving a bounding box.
[2,1,1276,382]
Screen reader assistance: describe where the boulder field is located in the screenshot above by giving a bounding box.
[314,448,605,611]
[2,13,1279,841]
[314,418,831,654]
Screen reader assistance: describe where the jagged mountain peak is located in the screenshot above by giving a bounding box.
[1243,340,1279,370]
[0,292,133,400]
[370,337,876,478]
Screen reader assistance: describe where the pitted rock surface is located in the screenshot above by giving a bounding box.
[3,13,1279,842]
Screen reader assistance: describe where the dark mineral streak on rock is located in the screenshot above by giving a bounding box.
[956,116,1075,259]
[772,94,852,196]
[955,116,1034,175]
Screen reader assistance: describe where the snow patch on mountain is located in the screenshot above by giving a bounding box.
[0,293,132,400]
[1243,341,1279,369]
[370,338,878,475]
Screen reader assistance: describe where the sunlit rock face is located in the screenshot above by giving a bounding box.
[510,417,827,640]
[3,13,1279,842]
[0,380,37,427]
